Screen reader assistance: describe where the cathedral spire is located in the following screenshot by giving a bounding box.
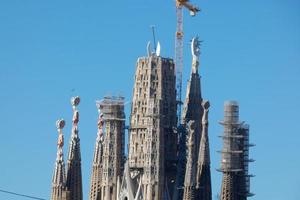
[181,36,203,153]
[181,37,203,125]
[66,96,83,200]
[195,100,212,200]
[51,119,69,200]
[175,37,204,200]
[89,102,105,200]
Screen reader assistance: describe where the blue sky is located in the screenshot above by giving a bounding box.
[0,1,299,200]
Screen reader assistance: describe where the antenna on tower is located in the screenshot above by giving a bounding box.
[150,25,157,52]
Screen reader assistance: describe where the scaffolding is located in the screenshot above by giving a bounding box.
[96,96,126,121]
[218,101,255,199]
[218,101,244,172]
[238,124,255,198]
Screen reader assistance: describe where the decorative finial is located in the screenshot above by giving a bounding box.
[156,41,161,57]
[71,96,80,127]
[191,36,201,58]
[147,41,151,57]
[56,119,66,130]
[96,101,104,140]
[71,96,80,110]
[202,100,210,110]
[56,119,65,148]
[202,100,210,125]
[191,36,201,73]
[96,101,102,114]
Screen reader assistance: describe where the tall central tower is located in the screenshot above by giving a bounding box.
[128,46,177,200]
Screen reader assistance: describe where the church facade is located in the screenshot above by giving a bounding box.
[49,37,253,200]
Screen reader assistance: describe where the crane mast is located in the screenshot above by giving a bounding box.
[175,4,184,126]
[175,0,200,126]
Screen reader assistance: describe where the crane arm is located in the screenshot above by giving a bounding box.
[176,0,200,16]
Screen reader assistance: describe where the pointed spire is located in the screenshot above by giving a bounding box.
[176,36,204,200]
[51,119,69,200]
[67,96,81,161]
[89,103,105,200]
[195,100,212,200]
[181,37,203,149]
[66,96,83,200]
[182,36,202,115]
[94,102,105,164]
[197,100,211,166]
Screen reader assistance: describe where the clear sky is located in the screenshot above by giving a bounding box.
[0,1,299,200]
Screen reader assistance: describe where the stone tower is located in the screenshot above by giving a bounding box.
[219,101,254,200]
[66,96,83,200]
[95,96,126,200]
[89,106,105,200]
[195,100,212,200]
[175,37,204,200]
[51,119,70,200]
[128,45,177,200]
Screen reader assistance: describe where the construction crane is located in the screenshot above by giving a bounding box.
[175,0,200,126]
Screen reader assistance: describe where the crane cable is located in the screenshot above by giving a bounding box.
[0,188,46,200]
